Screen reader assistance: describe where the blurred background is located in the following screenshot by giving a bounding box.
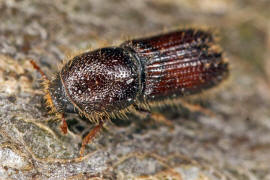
[0,0,270,179]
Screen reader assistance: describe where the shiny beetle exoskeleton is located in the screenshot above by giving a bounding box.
[31,29,229,156]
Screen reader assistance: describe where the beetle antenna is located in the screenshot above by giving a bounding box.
[30,59,56,113]
[30,60,49,81]
[30,59,69,134]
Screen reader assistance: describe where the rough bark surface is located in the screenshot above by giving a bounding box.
[0,0,270,179]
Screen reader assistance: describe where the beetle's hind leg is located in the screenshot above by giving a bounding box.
[176,99,215,117]
[79,121,104,157]
[132,99,215,129]
[133,104,174,128]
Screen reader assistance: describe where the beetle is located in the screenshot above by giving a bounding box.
[30,29,229,156]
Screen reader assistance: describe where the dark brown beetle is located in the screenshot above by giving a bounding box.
[31,29,229,156]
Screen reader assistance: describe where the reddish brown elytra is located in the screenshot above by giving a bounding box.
[31,29,229,157]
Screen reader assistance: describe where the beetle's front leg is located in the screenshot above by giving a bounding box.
[79,121,104,157]
[60,113,68,134]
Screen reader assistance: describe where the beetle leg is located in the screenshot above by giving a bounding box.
[133,104,174,129]
[149,112,173,128]
[79,121,104,157]
[177,99,215,117]
[132,104,150,119]
[60,114,68,134]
